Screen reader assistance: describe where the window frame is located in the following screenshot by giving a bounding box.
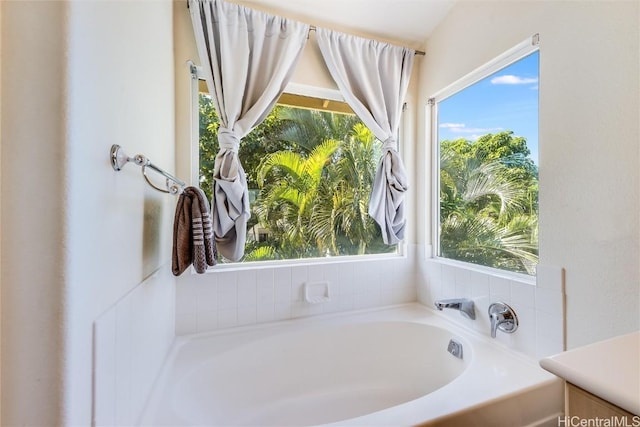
[189,65,406,269]
[428,35,540,281]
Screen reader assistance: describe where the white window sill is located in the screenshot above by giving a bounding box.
[196,247,407,274]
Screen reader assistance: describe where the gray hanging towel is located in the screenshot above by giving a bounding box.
[172,187,217,276]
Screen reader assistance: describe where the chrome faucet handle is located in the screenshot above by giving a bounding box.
[488,302,518,338]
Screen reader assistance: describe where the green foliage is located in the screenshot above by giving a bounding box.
[198,95,394,262]
[243,245,278,262]
[440,131,539,275]
[198,94,292,201]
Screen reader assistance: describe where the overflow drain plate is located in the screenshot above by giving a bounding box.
[447,339,463,359]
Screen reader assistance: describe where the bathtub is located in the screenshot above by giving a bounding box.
[139,304,562,426]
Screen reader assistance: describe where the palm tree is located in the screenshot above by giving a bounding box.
[439,138,538,275]
[254,118,395,259]
[278,108,362,153]
[254,139,341,257]
[309,123,386,255]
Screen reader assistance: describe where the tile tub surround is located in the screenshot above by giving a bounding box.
[93,265,176,427]
[175,241,566,361]
[175,247,417,335]
[417,246,565,360]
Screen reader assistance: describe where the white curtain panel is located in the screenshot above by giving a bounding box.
[189,0,309,261]
[316,28,415,245]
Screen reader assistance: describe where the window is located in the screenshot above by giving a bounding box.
[193,74,397,263]
[431,36,539,276]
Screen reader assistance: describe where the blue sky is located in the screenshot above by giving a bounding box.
[438,51,539,163]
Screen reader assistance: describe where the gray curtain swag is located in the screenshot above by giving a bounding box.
[316,28,415,245]
[189,0,309,261]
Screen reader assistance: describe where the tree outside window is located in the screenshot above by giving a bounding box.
[198,94,396,262]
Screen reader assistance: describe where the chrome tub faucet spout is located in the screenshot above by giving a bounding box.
[434,298,476,320]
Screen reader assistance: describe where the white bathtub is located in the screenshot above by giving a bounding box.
[140,304,562,426]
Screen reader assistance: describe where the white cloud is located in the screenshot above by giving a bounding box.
[439,123,466,129]
[490,75,539,85]
[440,122,503,134]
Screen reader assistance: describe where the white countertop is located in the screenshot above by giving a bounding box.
[540,331,640,415]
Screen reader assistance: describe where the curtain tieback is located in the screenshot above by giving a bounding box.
[382,137,397,152]
[218,128,241,153]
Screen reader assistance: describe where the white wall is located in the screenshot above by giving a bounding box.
[64,1,176,424]
[417,1,640,349]
[1,2,67,424]
[1,0,177,425]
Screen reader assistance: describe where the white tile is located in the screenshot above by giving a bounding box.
[274,302,292,321]
[423,243,433,259]
[195,281,218,314]
[217,280,237,310]
[257,303,275,323]
[536,264,564,292]
[455,271,472,299]
[175,313,197,335]
[291,266,308,301]
[511,281,536,309]
[471,274,490,299]
[291,265,308,286]
[238,307,257,326]
[175,280,198,315]
[335,293,356,312]
[321,298,344,314]
[257,267,274,286]
[536,312,564,358]
[355,264,382,294]
[274,277,292,302]
[291,301,322,318]
[509,305,536,358]
[257,280,275,306]
[273,267,291,288]
[380,261,398,291]
[237,269,257,291]
[291,280,305,302]
[398,259,415,289]
[422,260,442,304]
[335,264,355,295]
[237,273,257,308]
[323,264,340,288]
[381,290,396,305]
[416,285,430,306]
[441,264,456,298]
[94,310,117,427]
[218,309,238,329]
[455,267,472,288]
[470,295,491,335]
[469,271,489,296]
[489,275,511,302]
[197,310,218,333]
[395,286,417,304]
[535,287,563,315]
[114,298,133,426]
[354,290,382,310]
[307,264,325,282]
[216,270,238,287]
